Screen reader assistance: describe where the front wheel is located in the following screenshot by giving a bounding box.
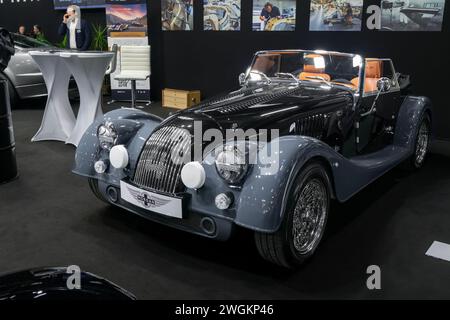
[254,162,331,268]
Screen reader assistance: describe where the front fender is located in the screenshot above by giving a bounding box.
[73,108,162,185]
[233,136,341,232]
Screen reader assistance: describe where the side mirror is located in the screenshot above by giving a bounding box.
[377,77,391,92]
[239,73,246,86]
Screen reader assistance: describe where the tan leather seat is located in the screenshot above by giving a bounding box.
[351,60,382,93]
[299,54,331,82]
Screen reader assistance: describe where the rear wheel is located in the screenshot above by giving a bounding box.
[406,113,431,170]
[88,178,109,204]
[254,162,331,268]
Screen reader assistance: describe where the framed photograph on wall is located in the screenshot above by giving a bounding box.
[203,0,241,31]
[162,0,194,31]
[106,3,148,37]
[380,0,446,31]
[309,0,364,31]
[252,0,296,31]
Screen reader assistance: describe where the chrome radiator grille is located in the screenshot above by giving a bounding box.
[133,126,191,194]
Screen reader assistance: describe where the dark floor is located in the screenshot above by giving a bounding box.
[1,97,450,299]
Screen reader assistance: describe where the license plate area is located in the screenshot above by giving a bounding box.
[120,181,183,219]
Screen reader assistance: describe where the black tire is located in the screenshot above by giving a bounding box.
[254,162,331,268]
[404,113,431,170]
[88,178,109,204]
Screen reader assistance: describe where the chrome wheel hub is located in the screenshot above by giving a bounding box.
[292,178,327,254]
[415,121,429,167]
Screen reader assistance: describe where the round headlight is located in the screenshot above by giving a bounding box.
[98,122,118,150]
[215,146,248,184]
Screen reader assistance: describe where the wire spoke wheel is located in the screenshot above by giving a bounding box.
[415,120,430,167]
[292,178,328,255]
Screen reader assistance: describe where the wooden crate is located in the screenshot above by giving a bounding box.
[162,88,201,110]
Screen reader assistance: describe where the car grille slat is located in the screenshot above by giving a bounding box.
[133,126,191,194]
[171,135,191,193]
[298,113,330,140]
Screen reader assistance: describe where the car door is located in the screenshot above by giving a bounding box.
[355,58,402,154]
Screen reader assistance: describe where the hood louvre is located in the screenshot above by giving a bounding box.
[205,86,303,114]
[194,85,267,111]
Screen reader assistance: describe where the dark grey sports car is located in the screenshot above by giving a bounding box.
[0,33,77,107]
[74,49,432,268]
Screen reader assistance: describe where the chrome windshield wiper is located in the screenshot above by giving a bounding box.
[274,72,299,82]
[305,76,333,87]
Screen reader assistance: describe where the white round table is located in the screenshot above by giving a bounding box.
[29,51,76,143]
[60,51,114,147]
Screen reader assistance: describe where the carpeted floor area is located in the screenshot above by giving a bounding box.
[1,97,450,299]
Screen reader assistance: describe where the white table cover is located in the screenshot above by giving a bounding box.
[60,52,114,147]
[29,51,114,147]
[29,51,76,142]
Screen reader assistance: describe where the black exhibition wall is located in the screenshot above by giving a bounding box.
[0,0,448,140]
[161,0,449,140]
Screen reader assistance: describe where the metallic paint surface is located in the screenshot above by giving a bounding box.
[73,91,431,236]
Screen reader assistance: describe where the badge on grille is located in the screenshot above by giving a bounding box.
[126,186,171,208]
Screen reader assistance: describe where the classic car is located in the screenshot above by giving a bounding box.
[323,11,345,25]
[73,49,432,268]
[0,33,77,108]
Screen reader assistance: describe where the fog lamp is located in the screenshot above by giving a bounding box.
[94,160,108,174]
[110,145,129,169]
[215,193,233,210]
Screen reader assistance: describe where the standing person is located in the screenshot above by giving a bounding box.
[18,25,26,36]
[259,2,281,30]
[58,5,91,51]
[344,3,353,26]
[32,25,43,39]
[32,25,51,45]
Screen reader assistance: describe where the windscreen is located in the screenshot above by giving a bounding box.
[250,51,362,90]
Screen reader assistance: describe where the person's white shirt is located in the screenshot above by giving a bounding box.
[69,18,78,49]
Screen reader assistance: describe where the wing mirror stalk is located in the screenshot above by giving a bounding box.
[239,73,246,86]
[361,77,391,117]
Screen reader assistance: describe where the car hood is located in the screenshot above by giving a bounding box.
[158,82,353,134]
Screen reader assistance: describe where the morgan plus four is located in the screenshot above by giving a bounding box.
[73,49,432,267]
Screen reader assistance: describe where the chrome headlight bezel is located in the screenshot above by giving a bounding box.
[215,145,248,184]
[97,122,118,151]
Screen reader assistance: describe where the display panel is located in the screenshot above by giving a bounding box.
[381,0,446,31]
[53,0,106,10]
[203,0,241,31]
[252,0,296,31]
[309,0,364,31]
[106,3,148,37]
[162,0,194,31]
